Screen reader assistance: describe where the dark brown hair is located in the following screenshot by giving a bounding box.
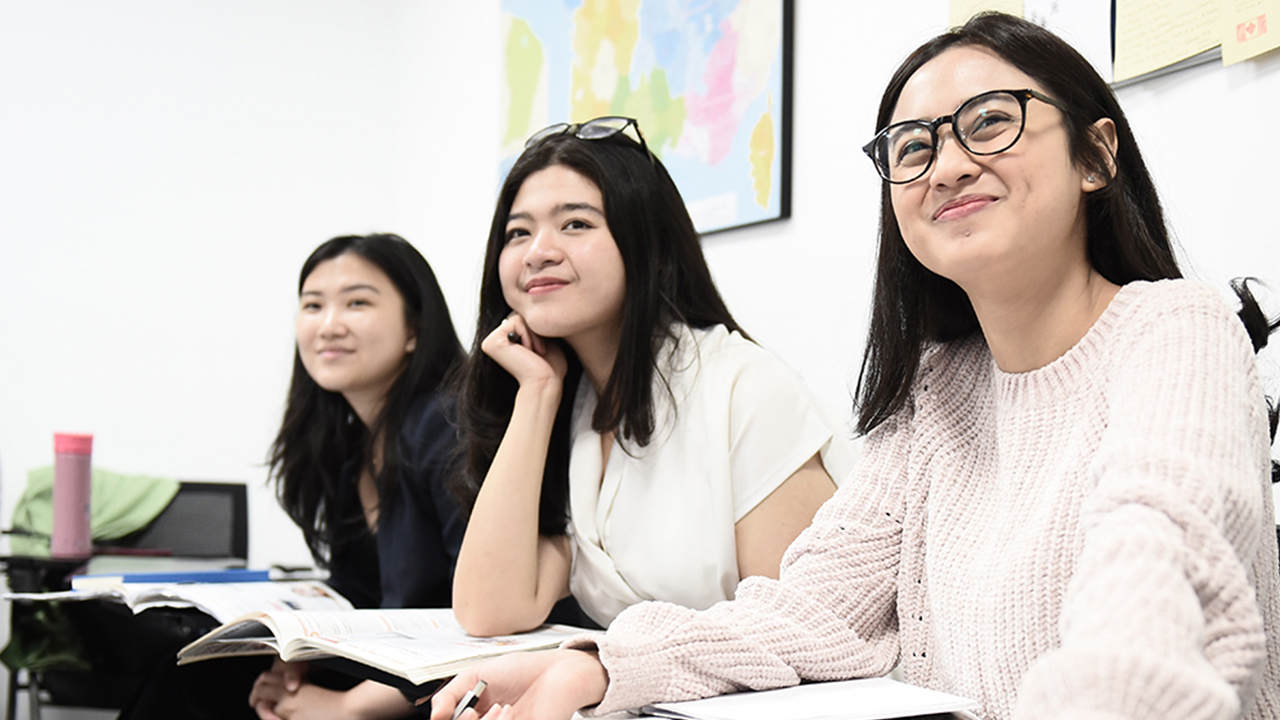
[269,234,464,561]
[855,12,1180,434]
[452,130,743,534]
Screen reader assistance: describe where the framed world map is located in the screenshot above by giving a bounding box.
[500,0,793,234]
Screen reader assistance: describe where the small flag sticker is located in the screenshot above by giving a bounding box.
[1237,14,1268,43]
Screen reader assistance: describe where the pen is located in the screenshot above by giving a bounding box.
[450,680,487,720]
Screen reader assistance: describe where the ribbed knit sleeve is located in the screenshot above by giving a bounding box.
[1013,282,1277,720]
[575,407,917,715]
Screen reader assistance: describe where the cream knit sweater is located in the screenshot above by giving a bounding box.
[574,280,1280,720]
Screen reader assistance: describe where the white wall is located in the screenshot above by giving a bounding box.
[1,0,1276,698]
[1,0,412,570]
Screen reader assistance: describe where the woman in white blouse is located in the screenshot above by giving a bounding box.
[450,117,857,636]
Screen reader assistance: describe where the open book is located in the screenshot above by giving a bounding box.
[5,579,352,624]
[176,608,586,686]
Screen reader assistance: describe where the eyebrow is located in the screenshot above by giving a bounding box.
[300,284,382,297]
[507,202,605,224]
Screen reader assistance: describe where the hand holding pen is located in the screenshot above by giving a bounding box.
[450,681,486,720]
[421,678,487,719]
[426,649,608,720]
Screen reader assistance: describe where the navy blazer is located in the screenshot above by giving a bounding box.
[324,393,465,609]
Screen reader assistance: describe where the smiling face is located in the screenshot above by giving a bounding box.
[888,46,1095,297]
[296,253,415,415]
[498,164,627,347]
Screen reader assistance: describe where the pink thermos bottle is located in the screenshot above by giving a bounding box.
[51,432,93,558]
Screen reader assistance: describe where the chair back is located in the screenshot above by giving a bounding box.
[124,481,248,560]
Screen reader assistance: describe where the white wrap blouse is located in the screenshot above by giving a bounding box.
[566,324,856,627]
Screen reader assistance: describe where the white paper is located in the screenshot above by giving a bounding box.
[642,677,980,720]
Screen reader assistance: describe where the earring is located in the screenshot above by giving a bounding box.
[1086,175,1096,183]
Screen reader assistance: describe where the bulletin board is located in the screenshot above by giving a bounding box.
[949,0,1280,85]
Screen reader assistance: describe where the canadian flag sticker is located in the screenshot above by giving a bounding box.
[1237,14,1269,43]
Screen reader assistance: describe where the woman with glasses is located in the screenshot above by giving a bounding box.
[449,117,857,637]
[432,13,1279,720]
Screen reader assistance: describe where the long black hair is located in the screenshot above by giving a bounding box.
[856,12,1183,434]
[453,128,742,535]
[854,13,1277,476]
[269,234,464,562]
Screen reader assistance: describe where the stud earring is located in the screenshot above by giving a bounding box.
[1086,175,1096,183]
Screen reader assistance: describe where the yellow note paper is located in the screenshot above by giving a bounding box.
[1114,0,1221,81]
[1221,0,1280,63]
[950,0,1023,28]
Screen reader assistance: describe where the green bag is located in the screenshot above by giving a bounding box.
[9,467,180,557]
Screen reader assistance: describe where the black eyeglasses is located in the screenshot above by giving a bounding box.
[524,116,654,164]
[861,89,1066,184]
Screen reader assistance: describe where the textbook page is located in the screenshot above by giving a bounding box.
[177,608,587,685]
[294,623,584,684]
[130,580,352,621]
[4,580,351,623]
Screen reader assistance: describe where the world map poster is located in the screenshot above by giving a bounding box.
[500,0,792,234]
